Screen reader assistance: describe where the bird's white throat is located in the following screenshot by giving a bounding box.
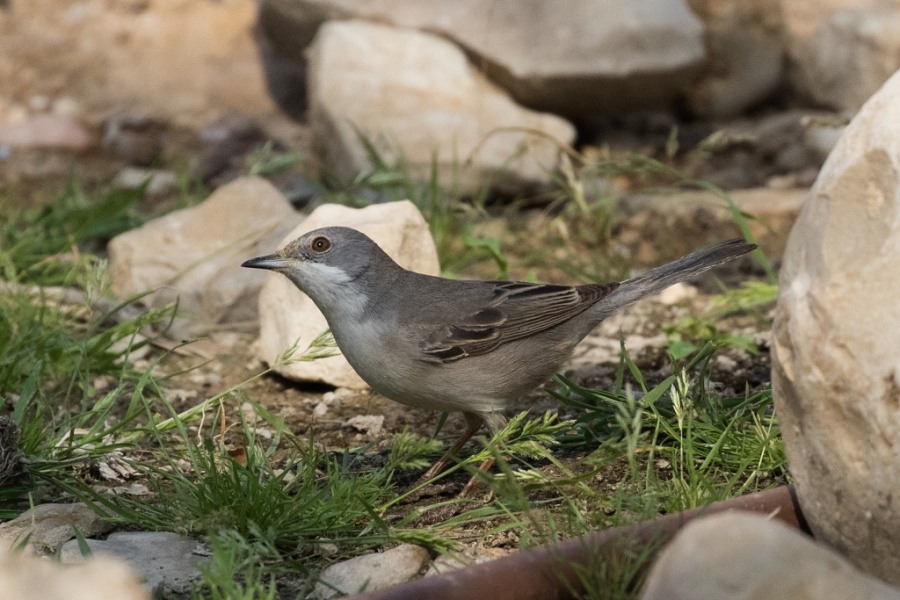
[299,262,368,320]
[308,262,353,286]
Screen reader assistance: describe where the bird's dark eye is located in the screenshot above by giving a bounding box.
[310,236,331,253]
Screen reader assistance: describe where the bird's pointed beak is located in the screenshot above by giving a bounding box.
[241,254,290,270]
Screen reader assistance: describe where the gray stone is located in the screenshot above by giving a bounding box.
[108,176,303,339]
[313,544,429,599]
[60,531,208,597]
[306,20,575,193]
[0,503,113,556]
[772,67,900,584]
[262,0,705,116]
[0,547,147,600]
[255,200,440,388]
[641,512,900,600]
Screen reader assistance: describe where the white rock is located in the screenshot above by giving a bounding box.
[306,20,575,193]
[785,4,900,111]
[772,67,900,584]
[256,200,439,388]
[0,0,294,129]
[313,544,429,599]
[264,0,705,116]
[345,414,385,436]
[333,387,356,401]
[108,177,302,339]
[714,354,738,372]
[641,512,900,600]
[0,547,147,600]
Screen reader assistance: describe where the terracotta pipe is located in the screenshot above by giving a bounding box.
[348,485,808,600]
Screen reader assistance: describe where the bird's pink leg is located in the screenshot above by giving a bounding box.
[420,412,484,481]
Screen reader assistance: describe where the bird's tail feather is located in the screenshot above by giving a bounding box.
[594,239,756,318]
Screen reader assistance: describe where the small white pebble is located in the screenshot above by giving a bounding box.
[240,401,257,421]
[345,414,385,436]
[316,542,339,557]
[313,402,329,418]
[333,387,356,401]
[52,96,82,116]
[657,282,698,305]
[754,331,771,347]
[92,376,113,393]
[715,354,738,371]
[188,372,221,387]
[169,389,198,402]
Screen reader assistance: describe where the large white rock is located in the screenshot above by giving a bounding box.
[784,3,900,111]
[306,20,576,193]
[263,0,706,116]
[772,67,900,583]
[641,513,900,600]
[109,177,302,339]
[256,200,439,388]
[0,0,295,128]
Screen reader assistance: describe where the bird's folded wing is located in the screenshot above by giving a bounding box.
[412,281,619,363]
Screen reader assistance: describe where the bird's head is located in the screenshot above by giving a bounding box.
[242,226,392,311]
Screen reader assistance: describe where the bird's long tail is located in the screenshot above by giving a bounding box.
[593,238,757,319]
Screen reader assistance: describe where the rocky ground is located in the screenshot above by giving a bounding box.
[11,0,900,597]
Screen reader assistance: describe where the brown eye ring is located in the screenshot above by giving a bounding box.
[310,236,331,253]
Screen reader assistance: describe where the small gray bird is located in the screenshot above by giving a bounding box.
[243,227,755,485]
